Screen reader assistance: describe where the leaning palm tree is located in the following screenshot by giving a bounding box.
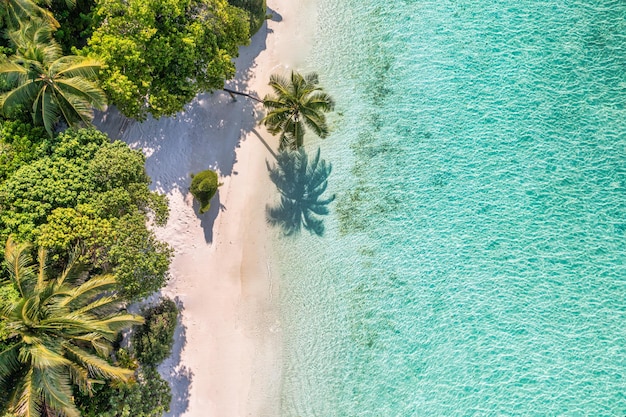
[266,148,335,236]
[0,237,143,417]
[262,71,335,150]
[0,21,106,136]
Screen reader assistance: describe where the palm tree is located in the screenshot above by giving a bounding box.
[0,21,106,136]
[0,0,58,30]
[262,71,335,150]
[0,237,143,417]
[266,148,335,236]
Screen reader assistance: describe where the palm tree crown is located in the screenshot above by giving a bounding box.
[0,238,143,417]
[0,21,106,136]
[262,71,335,150]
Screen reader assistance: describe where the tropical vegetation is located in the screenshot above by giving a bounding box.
[84,0,249,119]
[75,298,178,417]
[262,71,335,150]
[0,0,339,416]
[0,237,143,417]
[0,128,171,301]
[227,0,266,35]
[0,0,57,30]
[132,298,179,366]
[0,21,106,136]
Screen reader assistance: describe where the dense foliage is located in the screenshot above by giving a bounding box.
[84,0,249,119]
[133,298,179,366]
[0,238,143,417]
[190,169,221,214]
[227,0,266,35]
[75,298,178,417]
[0,0,266,413]
[76,366,171,417]
[50,0,97,53]
[0,0,57,30]
[0,128,171,300]
[0,120,52,181]
[0,21,107,136]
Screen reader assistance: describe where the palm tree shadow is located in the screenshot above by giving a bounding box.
[266,148,335,236]
[159,297,192,417]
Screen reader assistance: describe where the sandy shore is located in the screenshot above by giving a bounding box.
[94,1,318,416]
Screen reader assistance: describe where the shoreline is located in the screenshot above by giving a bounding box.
[95,1,318,416]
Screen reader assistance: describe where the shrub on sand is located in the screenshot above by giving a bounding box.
[189,169,221,214]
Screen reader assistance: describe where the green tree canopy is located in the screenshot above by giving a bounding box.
[0,238,143,417]
[0,120,53,182]
[0,21,107,136]
[0,128,171,301]
[227,0,266,35]
[74,299,178,417]
[85,0,249,119]
[262,71,335,150]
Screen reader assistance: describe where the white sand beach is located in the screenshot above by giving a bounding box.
[94,1,319,416]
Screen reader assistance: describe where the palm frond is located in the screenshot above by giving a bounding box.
[4,237,35,298]
[55,77,107,110]
[54,248,83,289]
[63,343,134,382]
[52,86,95,126]
[0,343,22,384]
[11,368,41,417]
[35,247,46,291]
[70,296,118,318]
[268,73,291,97]
[28,344,72,369]
[67,363,91,394]
[36,367,80,417]
[3,0,58,30]
[32,84,59,137]
[0,80,39,115]
[53,57,102,80]
[0,60,29,84]
[98,313,144,332]
[59,274,117,308]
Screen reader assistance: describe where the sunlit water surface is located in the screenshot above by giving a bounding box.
[272,1,626,415]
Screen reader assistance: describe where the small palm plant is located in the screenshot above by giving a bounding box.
[0,237,143,417]
[262,71,334,150]
[0,21,107,136]
[266,148,335,236]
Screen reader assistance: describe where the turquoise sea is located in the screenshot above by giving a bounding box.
[272,0,626,415]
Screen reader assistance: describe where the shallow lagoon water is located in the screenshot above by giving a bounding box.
[273,1,626,415]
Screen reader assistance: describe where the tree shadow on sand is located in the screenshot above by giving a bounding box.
[159,297,192,417]
[92,21,272,244]
[193,189,225,243]
[266,148,335,236]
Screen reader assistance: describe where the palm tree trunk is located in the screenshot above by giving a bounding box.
[222,87,263,103]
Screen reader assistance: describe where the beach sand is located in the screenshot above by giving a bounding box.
[94,1,318,416]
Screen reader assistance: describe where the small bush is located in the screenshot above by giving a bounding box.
[189,169,221,214]
[133,298,178,366]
